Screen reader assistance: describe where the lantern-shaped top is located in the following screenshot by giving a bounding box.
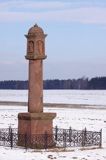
[25,24,47,60]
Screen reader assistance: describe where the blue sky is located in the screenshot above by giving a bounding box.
[0,0,106,80]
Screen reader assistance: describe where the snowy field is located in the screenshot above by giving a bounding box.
[0,89,106,105]
[0,90,106,160]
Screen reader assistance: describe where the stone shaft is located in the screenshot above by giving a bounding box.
[28,59,43,113]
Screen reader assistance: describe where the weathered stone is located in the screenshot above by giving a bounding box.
[18,24,56,148]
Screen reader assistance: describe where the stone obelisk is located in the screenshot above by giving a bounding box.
[18,24,56,148]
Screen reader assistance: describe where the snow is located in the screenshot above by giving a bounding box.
[44,90,106,105]
[0,90,106,160]
[0,90,28,102]
[0,89,106,105]
[0,147,106,160]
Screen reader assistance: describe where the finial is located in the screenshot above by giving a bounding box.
[34,23,38,27]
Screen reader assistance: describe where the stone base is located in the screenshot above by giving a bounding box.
[18,112,56,148]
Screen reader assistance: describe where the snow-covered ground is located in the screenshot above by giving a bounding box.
[0,89,106,105]
[0,90,106,160]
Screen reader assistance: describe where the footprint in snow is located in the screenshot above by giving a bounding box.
[72,157,78,159]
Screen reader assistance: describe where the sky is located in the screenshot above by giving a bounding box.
[0,0,106,80]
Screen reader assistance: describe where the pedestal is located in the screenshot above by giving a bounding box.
[18,112,56,148]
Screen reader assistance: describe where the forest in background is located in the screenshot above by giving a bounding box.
[0,77,106,89]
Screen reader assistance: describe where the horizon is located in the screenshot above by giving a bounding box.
[0,0,106,80]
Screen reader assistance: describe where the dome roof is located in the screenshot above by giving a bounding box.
[28,24,44,35]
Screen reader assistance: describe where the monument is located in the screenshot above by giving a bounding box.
[18,24,56,148]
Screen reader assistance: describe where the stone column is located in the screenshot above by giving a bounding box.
[18,24,56,149]
[28,60,43,113]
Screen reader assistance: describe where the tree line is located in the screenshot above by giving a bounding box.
[0,77,106,89]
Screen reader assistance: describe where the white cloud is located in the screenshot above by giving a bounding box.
[0,1,106,24]
[0,7,106,25]
[0,0,106,11]
[0,1,69,11]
